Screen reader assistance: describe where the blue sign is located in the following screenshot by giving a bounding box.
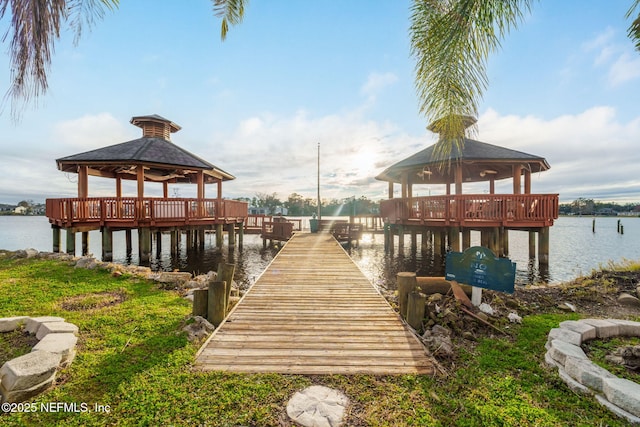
[445,246,516,294]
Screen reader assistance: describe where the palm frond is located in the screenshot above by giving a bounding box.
[0,0,118,119]
[627,0,640,52]
[410,0,533,160]
[67,0,118,45]
[213,0,247,41]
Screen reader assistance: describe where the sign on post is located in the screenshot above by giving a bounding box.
[445,246,516,294]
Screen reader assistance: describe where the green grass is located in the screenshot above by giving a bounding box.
[0,257,634,426]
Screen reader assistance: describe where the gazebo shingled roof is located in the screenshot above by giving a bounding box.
[56,115,234,184]
[375,138,550,185]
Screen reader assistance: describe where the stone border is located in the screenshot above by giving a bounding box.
[545,318,640,424]
[0,316,78,404]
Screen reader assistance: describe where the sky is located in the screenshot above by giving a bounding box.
[1,0,640,205]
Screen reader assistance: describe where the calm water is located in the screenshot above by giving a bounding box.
[1,216,639,290]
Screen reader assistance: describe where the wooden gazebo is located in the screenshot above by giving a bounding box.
[375,118,558,264]
[46,114,248,262]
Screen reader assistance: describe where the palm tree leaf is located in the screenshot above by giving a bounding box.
[627,0,640,52]
[213,0,247,41]
[410,0,533,161]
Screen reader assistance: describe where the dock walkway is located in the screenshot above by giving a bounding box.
[194,233,434,375]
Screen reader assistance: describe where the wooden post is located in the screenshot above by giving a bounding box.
[410,230,417,253]
[421,231,429,252]
[227,223,235,248]
[66,230,76,255]
[217,263,236,310]
[406,291,427,331]
[125,229,132,257]
[155,231,162,257]
[397,225,404,253]
[433,232,442,258]
[462,228,471,251]
[449,227,460,252]
[170,230,178,256]
[81,231,89,256]
[528,231,536,259]
[500,227,509,257]
[139,228,151,264]
[216,224,224,248]
[192,289,208,317]
[538,227,550,265]
[101,227,113,261]
[52,226,61,253]
[238,222,244,248]
[208,281,227,327]
[397,272,417,319]
[198,229,205,251]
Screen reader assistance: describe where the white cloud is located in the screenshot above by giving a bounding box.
[52,113,134,150]
[478,107,640,202]
[360,72,398,98]
[608,53,640,86]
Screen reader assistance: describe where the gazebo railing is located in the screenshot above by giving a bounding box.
[46,197,248,227]
[380,194,559,225]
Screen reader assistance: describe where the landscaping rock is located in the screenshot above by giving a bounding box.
[182,316,215,342]
[602,377,640,418]
[25,316,65,334]
[563,356,616,392]
[559,320,597,342]
[32,333,78,366]
[0,350,61,391]
[157,272,192,285]
[35,321,79,340]
[609,319,640,337]
[286,385,349,427]
[547,339,588,366]
[1,375,56,404]
[0,316,29,332]
[617,293,640,308]
[548,328,583,347]
[581,319,620,339]
[75,256,98,269]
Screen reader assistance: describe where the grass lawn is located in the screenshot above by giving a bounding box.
[0,255,635,426]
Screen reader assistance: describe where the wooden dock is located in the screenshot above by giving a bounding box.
[194,233,435,375]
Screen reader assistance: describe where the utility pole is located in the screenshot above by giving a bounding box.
[317,142,321,221]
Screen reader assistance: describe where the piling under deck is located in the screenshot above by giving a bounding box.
[194,233,435,375]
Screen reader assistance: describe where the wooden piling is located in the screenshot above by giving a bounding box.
[216,224,224,248]
[397,272,417,319]
[52,226,61,253]
[101,227,113,261]
[81,231,89,256]
[528,231,536,259]
[193,289,208,317]
[217,263,236,310]
[449,227,460,252]
[125,229,132,256]
[406,291,427,331]
[462,228,471,251]
[538,227,550,265]
[238,222,244,248]
[208,281,227,327]
[398,225,405,252]
[139,228,151,263]
[66,230,75,255]
[227,224,235,248]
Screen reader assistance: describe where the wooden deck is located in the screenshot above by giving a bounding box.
[194,233,434,375]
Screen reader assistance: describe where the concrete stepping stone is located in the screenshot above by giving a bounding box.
[25,316,65,334]
[35,321,79,340]
[286,385,349,427]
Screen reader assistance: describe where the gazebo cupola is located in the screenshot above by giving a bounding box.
[131,114,181,141]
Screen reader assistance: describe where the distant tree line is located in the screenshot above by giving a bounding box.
[234,193,380,216]
[559,198,640,216]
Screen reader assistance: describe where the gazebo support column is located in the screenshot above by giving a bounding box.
[397,225,405,253]
[462,228,471,251]
[421,230,429,253]
[410,230,417,253]
[500,227,509,257]
[101,227,113,262]
[170,230,178,256]
[52,226,61,253]
[66,230,76,255]
[227,224,235,248]
[528,231,536,259]
[238,222,244,248]
[449,226,460,252]
[155,231,163,257]
[198,229,205,251]
[81,232,89,256]
[216,224,224,248]
[538,227,550,265]
[138,228,151,264]
[125,230,132,257]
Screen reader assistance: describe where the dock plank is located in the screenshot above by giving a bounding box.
[194,233,435,375]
